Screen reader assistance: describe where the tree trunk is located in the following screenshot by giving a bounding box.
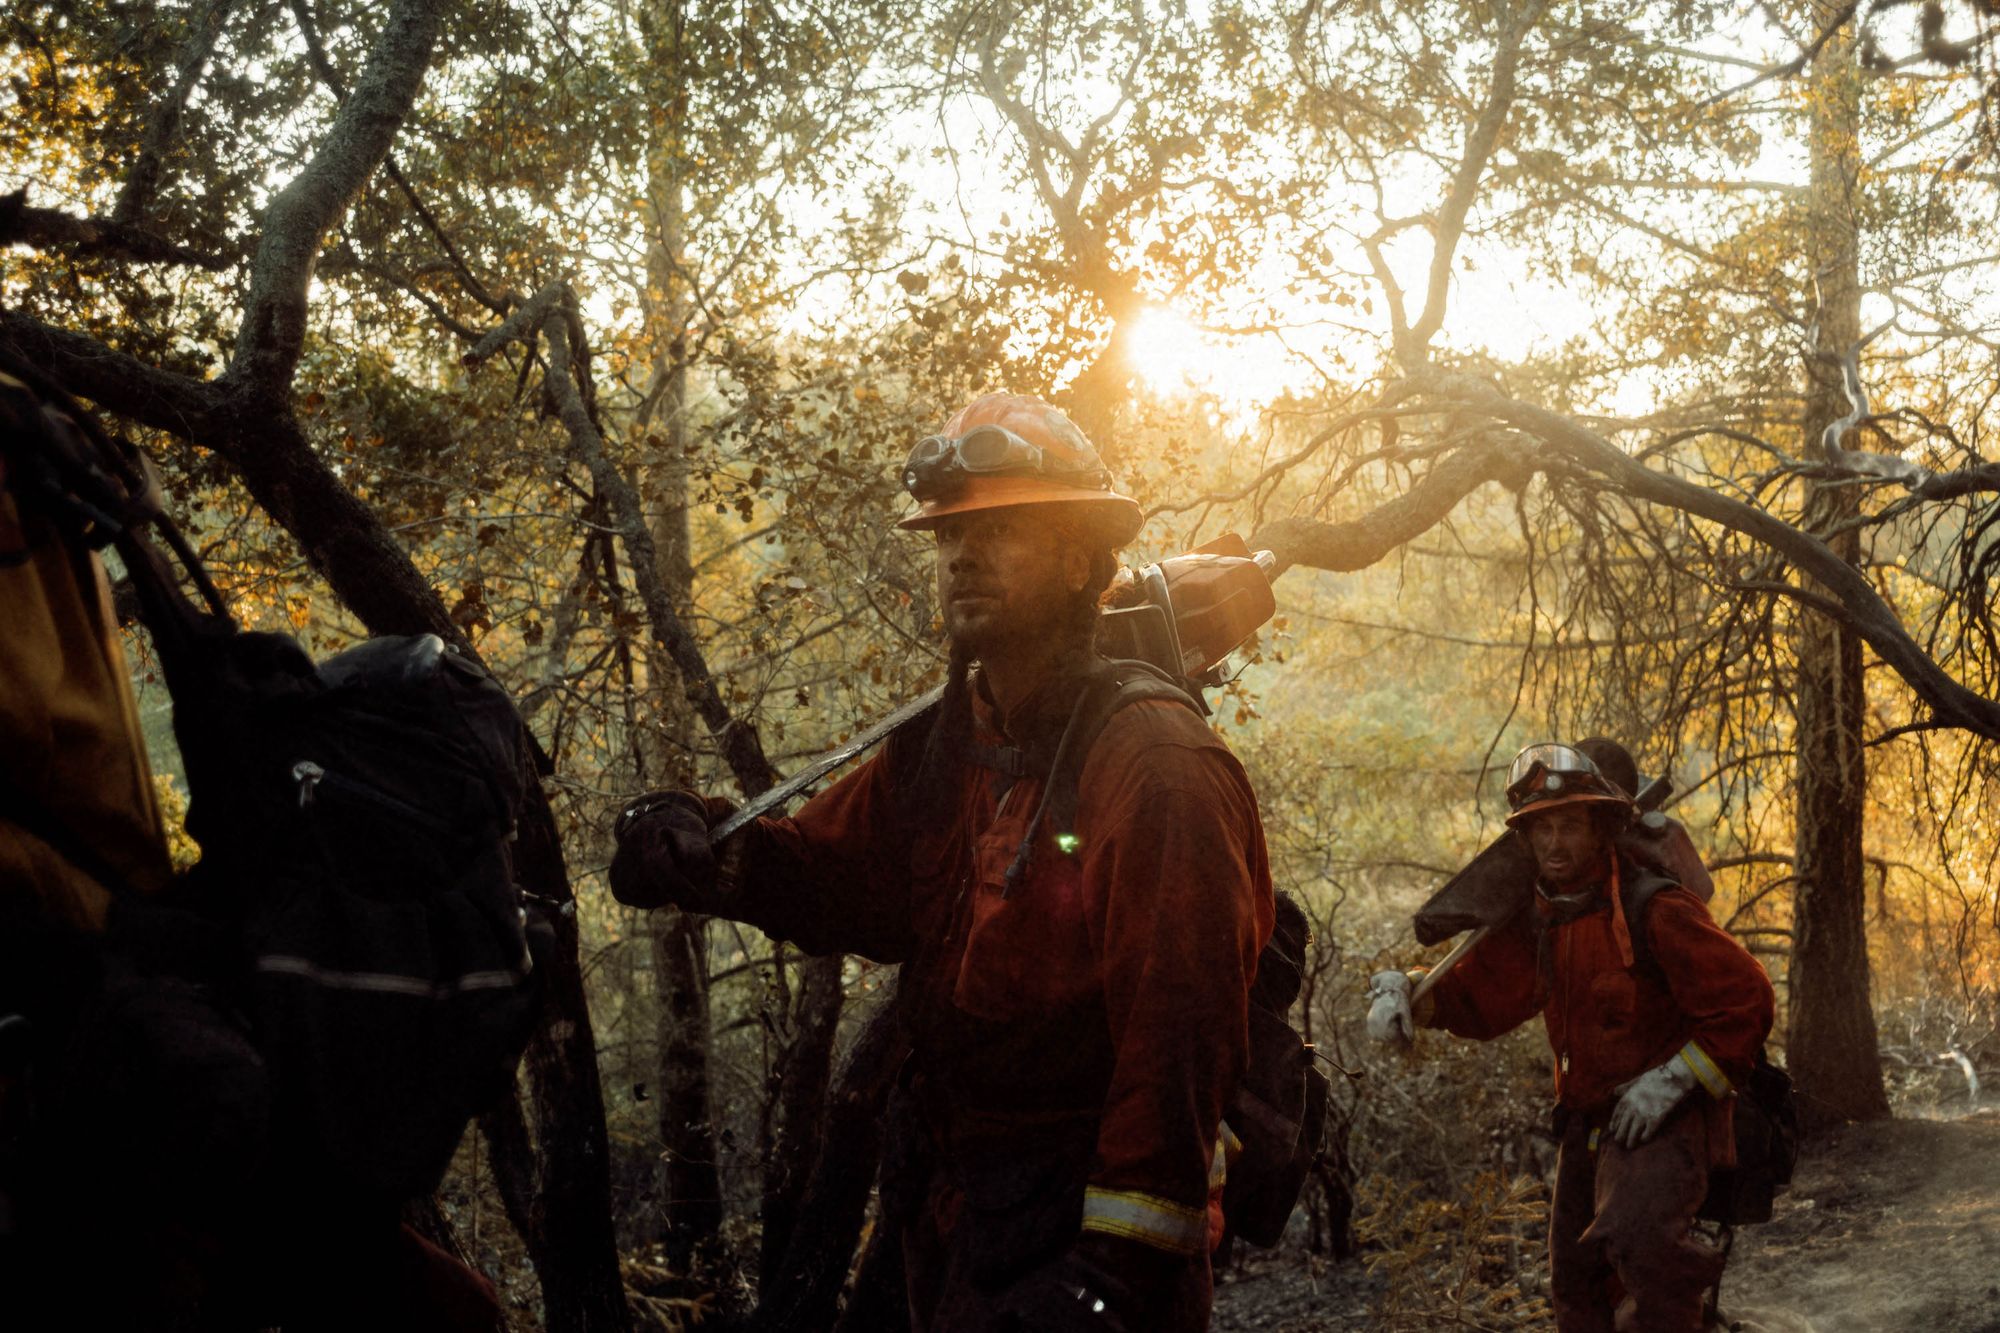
[637,0,726,1267]
[751,986,909,1333]
[1786,3,1890,1134]
[511,801,639,1331]
[758,953,847,1288]
[653,908,723,1266]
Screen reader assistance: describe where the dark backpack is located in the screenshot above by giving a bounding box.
[1698,1050,1797,1225]
[1,362,543,1328]
[1622,870,1798,1226]
[145,602,547,1200]
[1223,891,1331,1248]
[14,368,548,1201]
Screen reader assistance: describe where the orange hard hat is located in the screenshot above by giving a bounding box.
[896,393,1143,548]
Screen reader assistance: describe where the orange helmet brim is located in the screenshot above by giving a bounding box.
[897,474,1144,548]
[1505,791,1632,828]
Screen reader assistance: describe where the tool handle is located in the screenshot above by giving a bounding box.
[707,685,946,845]
[1408,924,1490,1011]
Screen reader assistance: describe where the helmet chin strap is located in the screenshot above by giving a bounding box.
[1536,881,1609,924]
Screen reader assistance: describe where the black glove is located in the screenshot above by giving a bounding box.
[997,1235,1181,1333]
[609,791,718,909]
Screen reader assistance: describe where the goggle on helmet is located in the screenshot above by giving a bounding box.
[901,424,1113,502]
[895,394,1145,546]
[1503,742,1632,826]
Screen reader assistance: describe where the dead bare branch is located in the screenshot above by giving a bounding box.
[1407,1,1551,359]
[1411,366,2000,740]
[536,296,778,795]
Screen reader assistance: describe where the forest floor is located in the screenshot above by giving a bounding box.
[1210,1106,2000,1332]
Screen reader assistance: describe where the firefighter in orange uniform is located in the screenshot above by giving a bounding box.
[611,394,1275,1332]
[1368,743,1774,1333]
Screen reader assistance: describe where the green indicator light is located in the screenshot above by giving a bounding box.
[1055,833,1082,855]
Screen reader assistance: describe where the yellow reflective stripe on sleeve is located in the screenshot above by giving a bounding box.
[1680,1040,1731,1097]
[1081,1186,1209,1255]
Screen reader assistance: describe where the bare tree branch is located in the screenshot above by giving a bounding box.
[112,0,236,225]
[464,281,568,364]
[1909,461,2000,502]
[229,0,445,392]
[1412,366,2000,740]
[0,193,231,270]
[536,297,779,795]
[0,307,224,437]
[1700,1,1858,107]
[1406,1,1550,358]
[1249,437,1541,575]
[288,0,504,313]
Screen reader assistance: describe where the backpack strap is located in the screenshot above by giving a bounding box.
[998,658,1203,897]
[881,699,946,789]
[1045,659,1201,833]
[1618,858,1684,980]
[964,742,1034,780]
[0,356,233,639]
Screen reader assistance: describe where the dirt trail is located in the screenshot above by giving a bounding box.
[1719,1109,2000,1333]
[1212,1109,2000,1332]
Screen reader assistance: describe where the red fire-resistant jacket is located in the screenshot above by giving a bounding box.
[1422,858,1773,1164]
[717,669,1274,1270]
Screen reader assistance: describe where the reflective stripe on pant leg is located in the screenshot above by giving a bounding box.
[1081,1186,1209,1255]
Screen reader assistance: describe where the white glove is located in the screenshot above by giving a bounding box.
[1607,1054,1699,1147]
[1366,970,1416,1043]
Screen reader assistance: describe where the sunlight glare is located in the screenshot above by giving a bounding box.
[1123,305,1305,413]
[1125,306,1217,393]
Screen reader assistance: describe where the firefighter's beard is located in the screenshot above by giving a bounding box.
[941,580,1074,663]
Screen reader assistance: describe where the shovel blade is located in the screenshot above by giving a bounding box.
[1413,833,1536,945]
